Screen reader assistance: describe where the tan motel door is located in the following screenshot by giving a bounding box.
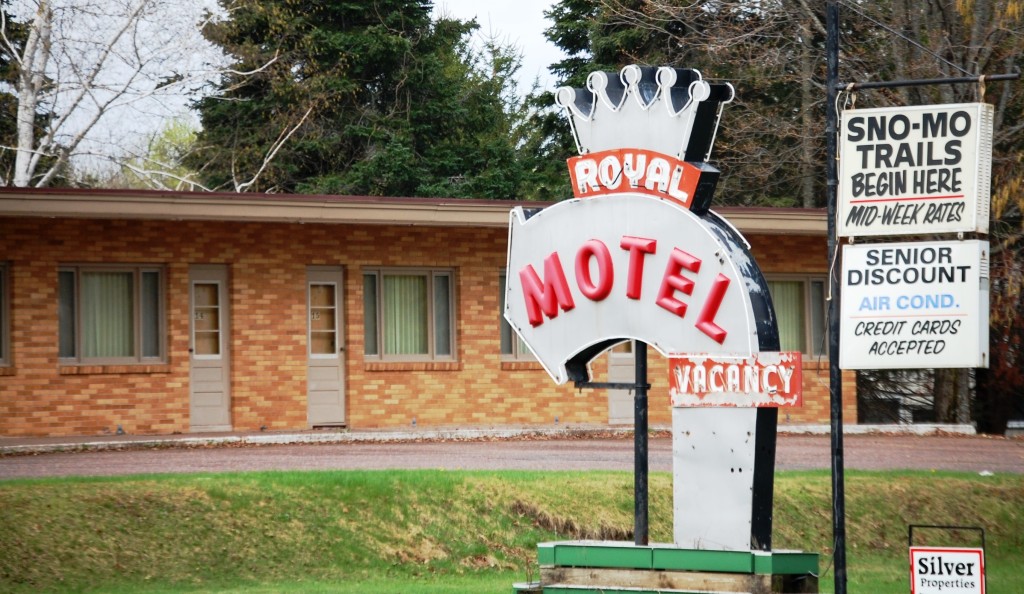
[189,265,231,432]
[307,267,346,426]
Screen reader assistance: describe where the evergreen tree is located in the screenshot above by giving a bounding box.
[191,0,531,198]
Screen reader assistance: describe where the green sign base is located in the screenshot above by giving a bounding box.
[512,541,819,594]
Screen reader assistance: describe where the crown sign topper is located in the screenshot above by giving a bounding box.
[556,65,734,213]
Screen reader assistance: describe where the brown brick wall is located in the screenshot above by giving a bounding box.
[0,217,853,437]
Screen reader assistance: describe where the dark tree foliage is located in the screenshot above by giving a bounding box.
[190,0,530,198]
[976,172,1024,433]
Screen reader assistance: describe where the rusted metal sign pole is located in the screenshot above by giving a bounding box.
[633,342,649,546]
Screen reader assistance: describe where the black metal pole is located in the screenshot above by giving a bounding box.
[839,70,1019,91]
[825,2,848,593]
[634,341,649,546]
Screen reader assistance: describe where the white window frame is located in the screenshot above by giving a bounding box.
[0,262,9,367]
[363,268,456,362]
[59,264,167,365]
[307,279,340,360]
[190,279,224,361]
[499,271,534,361]
[765,274,827,357]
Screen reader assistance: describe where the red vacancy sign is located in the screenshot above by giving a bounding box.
[668,352,802,407]
[910,547,985,594]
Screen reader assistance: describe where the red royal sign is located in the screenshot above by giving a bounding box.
[669,352,803,407]
[567,148,702,208]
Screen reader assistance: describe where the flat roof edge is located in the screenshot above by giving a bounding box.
[0,189,826,235]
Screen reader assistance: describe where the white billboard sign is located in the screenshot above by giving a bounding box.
[840,240,989,369]
[838,103,992,237]
[910,547,985,594]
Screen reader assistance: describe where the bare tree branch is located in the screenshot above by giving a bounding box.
[235,105,314,192]
[3,0,278,188]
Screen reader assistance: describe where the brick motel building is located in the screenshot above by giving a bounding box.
[0,188,855,438]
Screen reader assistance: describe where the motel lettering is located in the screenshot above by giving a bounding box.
[518,234,730,344]
[504,193,759,384]
[673,360,795,396]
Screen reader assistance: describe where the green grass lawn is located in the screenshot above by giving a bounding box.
[1,469,1020,593]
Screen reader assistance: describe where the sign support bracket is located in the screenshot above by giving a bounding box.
[836,69,1019,92]
[574,382,651,391]
[909,524,986,550]
[573,341,651,546]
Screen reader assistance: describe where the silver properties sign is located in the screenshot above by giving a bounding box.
[838,103,992,237]
[840,240,989,369]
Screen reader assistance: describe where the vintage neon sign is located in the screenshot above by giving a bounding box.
[505,65,799,554]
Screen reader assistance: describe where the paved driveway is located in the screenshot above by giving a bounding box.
[0,434,1020,479]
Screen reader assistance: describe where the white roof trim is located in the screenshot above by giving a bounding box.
[0,189,826,235]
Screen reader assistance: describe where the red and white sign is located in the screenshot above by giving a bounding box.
[504,194,757,385]
[910,547,985,594]
[668,352,802,407]
[567,148,702,209]
[838,103,992,237]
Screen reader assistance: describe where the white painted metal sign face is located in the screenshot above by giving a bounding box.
[504,194,757,385]
[910,547,985,594]
[838,103,992,237]
[840,240,989,369]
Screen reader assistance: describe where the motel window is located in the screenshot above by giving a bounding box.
[766,276,827,357]
[363,269,455,360]
[58,265,166,364]
[0,263,8,366]
[499,273,533,360]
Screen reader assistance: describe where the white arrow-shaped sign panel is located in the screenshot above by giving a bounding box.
[504,194,758,384]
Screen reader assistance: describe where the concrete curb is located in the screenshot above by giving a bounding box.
[0,423,977,456]
[0,426,635,455]
[777,423,976,436]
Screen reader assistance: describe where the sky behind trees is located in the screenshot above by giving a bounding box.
[432,0,563,96]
